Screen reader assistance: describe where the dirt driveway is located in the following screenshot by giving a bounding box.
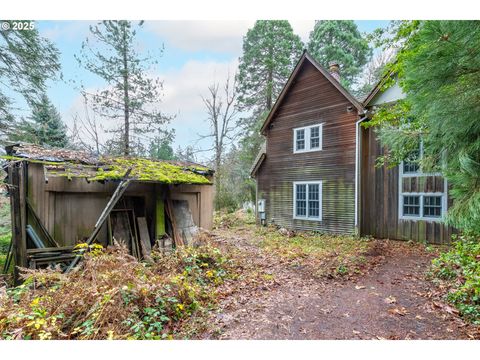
[201,227,478,340]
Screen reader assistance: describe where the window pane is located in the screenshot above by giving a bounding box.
[296,129,305,150]
[423,196,442,217]
[403,195,420,216]
[310,126,320,149]
[308,184,320,218]
[403,148,420,173]
[296,184,306,216]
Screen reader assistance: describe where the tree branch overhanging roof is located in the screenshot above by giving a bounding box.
[259,51,365,135]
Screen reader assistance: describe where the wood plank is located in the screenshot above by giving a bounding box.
[137,217,152,260]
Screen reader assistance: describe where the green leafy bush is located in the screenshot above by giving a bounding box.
[431,232,480,324]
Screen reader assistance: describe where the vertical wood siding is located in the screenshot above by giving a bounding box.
[360,127,453,244]
[25,163,214,248]
[256,61,357,234]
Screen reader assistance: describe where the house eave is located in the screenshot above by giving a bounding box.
[260,51,365,135]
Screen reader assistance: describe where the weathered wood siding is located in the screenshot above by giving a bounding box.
[25,163,214,248]
[360,127,453,244]
[257,61,357,234]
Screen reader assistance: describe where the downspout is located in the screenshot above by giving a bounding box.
[355,115,368,236]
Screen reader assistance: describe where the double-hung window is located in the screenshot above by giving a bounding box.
[294,124,323,153]
[293,181,322,221]
[401,194,444,220]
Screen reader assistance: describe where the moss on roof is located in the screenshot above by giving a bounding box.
[1,155,212,185]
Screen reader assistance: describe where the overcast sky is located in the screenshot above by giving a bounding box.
[32,20,388,161]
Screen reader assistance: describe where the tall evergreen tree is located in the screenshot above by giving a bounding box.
[234,20,303,204]
[12,94,68,148]
[148,131,175,160]
[307,20,371,88]
[0,21,61,138]
[236,20,304,122]
[76,20,172,156]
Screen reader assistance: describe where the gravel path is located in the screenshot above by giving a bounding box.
[201,228,478,340]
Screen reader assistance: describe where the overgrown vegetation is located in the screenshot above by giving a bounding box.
[0,243,239,339]
[430,233,480,324]
[214,210,380,279]
[0,193,11,273]
[256,227,377,278]
[1,155,211,184]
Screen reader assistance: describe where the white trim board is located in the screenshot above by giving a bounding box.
[293,181,323,222]
[293,123,323,154]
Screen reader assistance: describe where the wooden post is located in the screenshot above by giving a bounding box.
[10,162,28,284]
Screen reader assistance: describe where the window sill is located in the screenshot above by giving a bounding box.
[293,148,322,154]
[293,216,322,222]
[399,216,444,222]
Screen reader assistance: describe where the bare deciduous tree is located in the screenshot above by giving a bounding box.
[199,74,239,198]
[69,99,104,154]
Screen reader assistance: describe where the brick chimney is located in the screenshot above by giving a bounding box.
[328,61,340,82]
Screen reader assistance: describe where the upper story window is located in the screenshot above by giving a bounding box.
[401,141,442,177]
[293,123,323,153]
[403,148,420,174]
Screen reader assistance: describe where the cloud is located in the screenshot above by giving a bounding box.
[40,20,96,42]
[61,58,239,162]
[145,20,314,55]
[159,58,239,160]
[145,20,252,55]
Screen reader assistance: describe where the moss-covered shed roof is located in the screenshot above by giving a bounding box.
[2,143,213,185]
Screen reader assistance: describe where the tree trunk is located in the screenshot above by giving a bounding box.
[122,26,130,156]
[266,68,273,110]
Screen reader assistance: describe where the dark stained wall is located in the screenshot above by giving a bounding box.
[360,126,453,244]
[256,61,358,234]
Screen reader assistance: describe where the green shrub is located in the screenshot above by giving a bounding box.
[431,232,480,324]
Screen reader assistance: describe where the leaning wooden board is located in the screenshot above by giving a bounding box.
[137,217,152,259]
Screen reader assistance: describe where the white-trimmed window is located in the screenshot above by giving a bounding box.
[293,124,323,153]
[400,193,445,220]
[401,141,442,177]
[293,181,322,221]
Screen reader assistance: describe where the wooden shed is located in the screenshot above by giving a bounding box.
[2,143,214,280]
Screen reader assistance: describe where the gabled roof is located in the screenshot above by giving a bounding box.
[250,142,266,177]
[362,70,394,107]
[260,51,364,135]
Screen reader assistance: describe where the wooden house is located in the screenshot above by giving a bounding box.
[251,51,452,244]
[3,143,214,280]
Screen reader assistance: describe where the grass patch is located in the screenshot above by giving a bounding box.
[430,232,480,324]
[0,233,11,272]
[256,226,375,278]
[0,193,11,273]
